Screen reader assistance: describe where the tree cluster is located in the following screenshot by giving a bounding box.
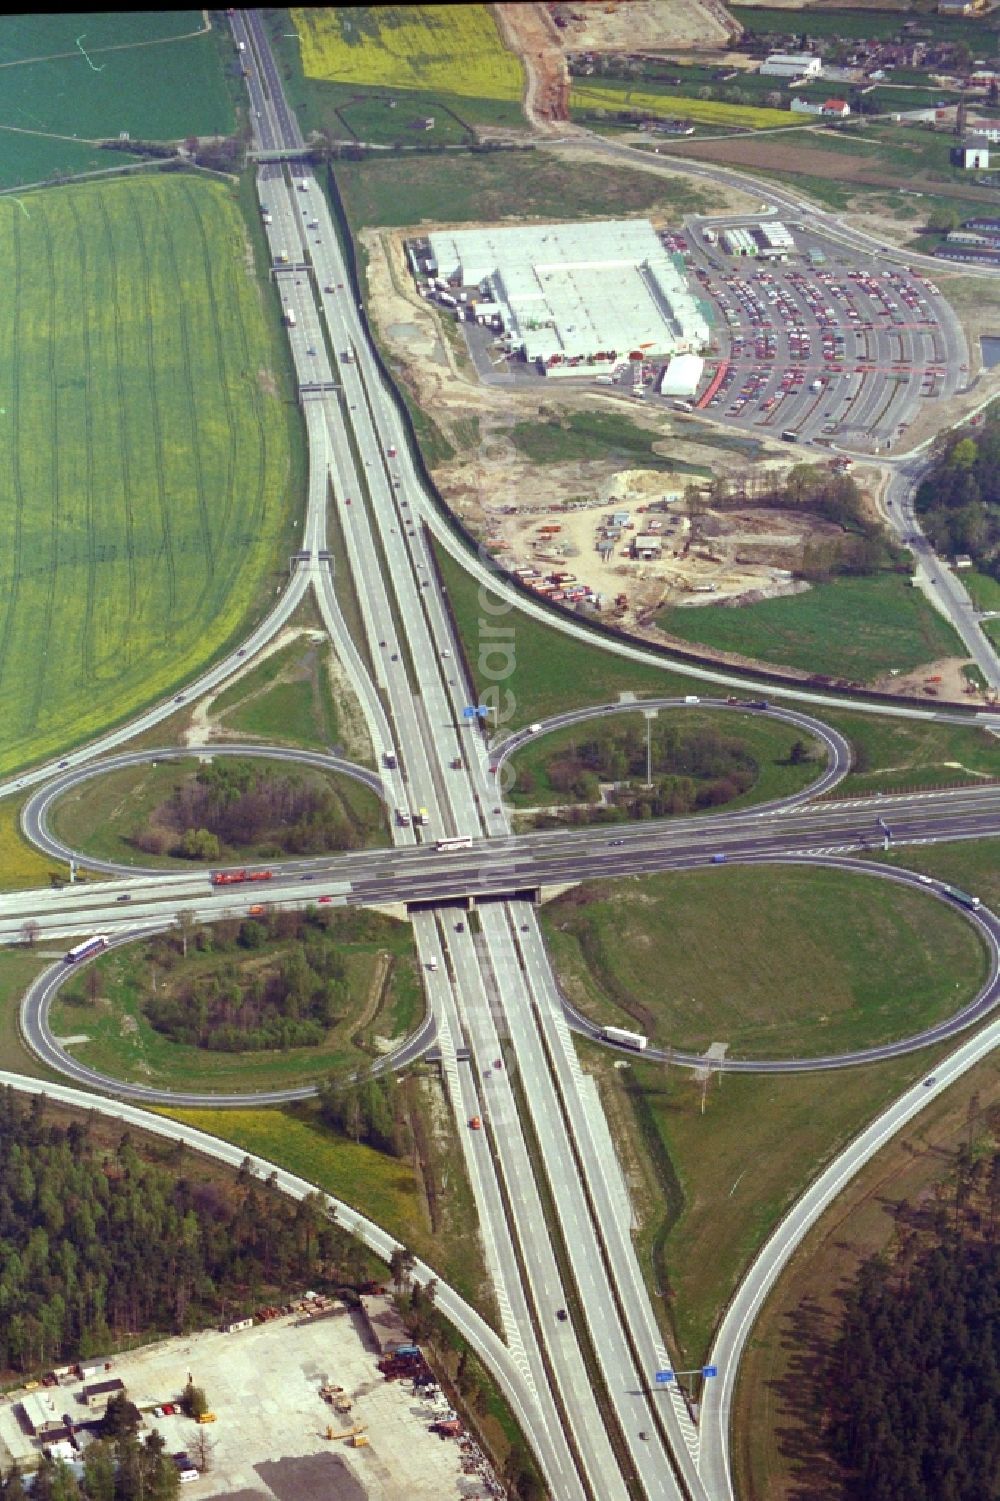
[525,721,763,819]
[140,908,350,1053]
[825,1137,1000,1501]
[317,1072,407,1158]
[152,759,365,860]
[2,1432,180,1501]
[0,1089,368,1375]
[697,464,898,580]
[915,421,1000,577]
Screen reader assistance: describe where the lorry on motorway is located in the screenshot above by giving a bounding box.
[941,884,982,911]
[415,807,430,826]
[383,751,397,770]
[341,348,354,364]
[600,1025,649,1051]
[65,934,110,965]
[396,809,410,827]
[387,444,397,458]
[261,211,272,225]
[211,869,273,886]
[284,308,296,327]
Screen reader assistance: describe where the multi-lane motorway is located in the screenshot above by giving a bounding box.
[1,14,998,1501]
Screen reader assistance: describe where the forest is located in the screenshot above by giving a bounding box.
[0,1088,374,1376]
[825,1137,1000,1501]
[2,1432,181,1501]
[915,418,1000,576]
[136,758,375,861]
[520,719,795,819]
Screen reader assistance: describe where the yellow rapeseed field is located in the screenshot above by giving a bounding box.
[570,84,792,132]
[292,6,524,102]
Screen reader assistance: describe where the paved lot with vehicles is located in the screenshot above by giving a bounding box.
[0,1313,491,1501]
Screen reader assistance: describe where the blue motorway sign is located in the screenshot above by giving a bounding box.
[702,1366,718,1379]
[655,1370,674,1384]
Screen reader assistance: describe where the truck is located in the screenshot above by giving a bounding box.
[810,379,823,393]
[387,444,397,458]
[600,1025,648,1052]
[396,809,411,827]
[438,292,457,308]
[341,348,354,364]
[383,751,398,770]
[941,884,982,912]
[237,40,245,50]
[284,308,296,328]
[416,807,430,826]
[261,211,272,226]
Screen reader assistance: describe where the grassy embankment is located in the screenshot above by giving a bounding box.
[508,411,711,476]
[0,174,297,779]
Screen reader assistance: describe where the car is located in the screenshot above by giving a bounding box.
[318,895,333,904]
[520,924,528,932]
[161,1405,176,1417]
[345,497,351,505]
[116,894,132,903]
[174,695,184,703]
[301,874,315,881]
[556,1308,568,1322]
[494,1058,502,1070]
[469,1116,482,1130]
[153,1407,165,1419]
[711,854,727,864]
[379,640,386,647]
[58,760,69,768]
[455,921,465,932]
[237,648,247,657]
[391,653,399,661]
[639,1431,648,1441]
[923,1077,936,1087]
[441,649,451,658]
[610,838,625,847]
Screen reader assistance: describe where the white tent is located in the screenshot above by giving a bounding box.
[659,353,705,398]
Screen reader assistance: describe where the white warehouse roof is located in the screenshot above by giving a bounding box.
[428,219,709,368]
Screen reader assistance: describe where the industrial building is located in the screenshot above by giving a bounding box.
[760,52,822,78]
[424,219,710,374]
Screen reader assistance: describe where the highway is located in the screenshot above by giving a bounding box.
[238,12,691,1497]
[0,15,996,1501]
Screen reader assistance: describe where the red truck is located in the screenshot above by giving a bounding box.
[211,870,273,887]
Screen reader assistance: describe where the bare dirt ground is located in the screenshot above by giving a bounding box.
[546,0,740,53]
[495,3,570,127]
[870,656,979,704]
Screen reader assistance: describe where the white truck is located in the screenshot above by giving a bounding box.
[600,1025,649,1052]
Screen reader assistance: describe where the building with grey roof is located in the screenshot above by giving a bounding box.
[427,219,709,374]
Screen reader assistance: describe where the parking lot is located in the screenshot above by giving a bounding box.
[656,219,970,453]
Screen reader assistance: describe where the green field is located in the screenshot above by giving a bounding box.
[544,866,985,1058]
[48,755,388,869]
[729,4,989,43]
[508,412,709,475]
[570,79,794,132]
[0,174,297,777]
[0,12,234,189]
[334,147,716,232]
[507,709,822,813]
[822,707,1000,795]
[0,949,62,1080]
[657,576,966,683]
[51,913,421,1095]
